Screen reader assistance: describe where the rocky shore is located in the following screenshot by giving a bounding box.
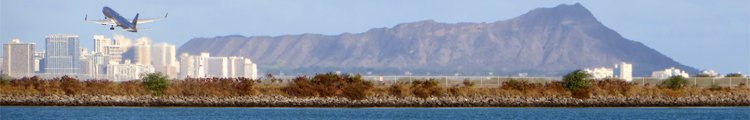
[1,94,748,107]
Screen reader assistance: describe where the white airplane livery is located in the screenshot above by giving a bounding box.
[86,6,167,32]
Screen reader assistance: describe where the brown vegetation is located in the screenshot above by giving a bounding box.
[448,79,477,96]
[165,77,258,97]
[283,73,373,100]
[409,79,444,98]
[1,74,748,102]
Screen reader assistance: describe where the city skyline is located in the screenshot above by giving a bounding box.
[1,0,748,74]
[2,34,260,81]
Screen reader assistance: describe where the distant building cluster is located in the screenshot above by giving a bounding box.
[651,67,690,79]
[582,62,632,81]
[179,52,258,79]
[579,62,715,81]
[2,34,258,81]
[582,67,613,80]
[699,69,719,77]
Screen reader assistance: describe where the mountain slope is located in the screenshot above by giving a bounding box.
[178,3,698,76]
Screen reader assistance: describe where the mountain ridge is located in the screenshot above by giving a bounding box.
[177,3,698,76]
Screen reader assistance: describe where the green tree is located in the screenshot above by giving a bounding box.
[0,74,11,85]
[660,76,689,90]
[562,70,592,91]
[562,70,592,99]
[142,72,169,96]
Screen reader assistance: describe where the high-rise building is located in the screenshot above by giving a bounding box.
[105,35,132,64]
[244,59,258,79]
[2,39,35,78]
[44,34,80,75]
[179,52,258,79]
[179,52,209,79]
[228,57,244,78]
[178,53,195,79]
[615,62,633,82]
[151,43,179,78]
[105,45,124,64]
[107,60,154,81]
[133,38,151,65]
[79,55,94,77]
[93,35,112,53]
[206,57,229,78]
[0,59,3,74]
[228,56,258,79]
[33,51,44,73]
[74,52,109,80]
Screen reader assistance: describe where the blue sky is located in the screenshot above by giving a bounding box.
[1,0,748,74]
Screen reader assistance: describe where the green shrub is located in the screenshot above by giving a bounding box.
[660,76,689,90]
[0,74,11,85]
[562,70,592,91]
[142,72,169,96]
[562,70,592,99]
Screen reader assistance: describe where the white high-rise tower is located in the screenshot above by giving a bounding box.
[615,62,633,82]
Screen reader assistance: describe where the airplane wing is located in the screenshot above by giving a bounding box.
[129,13,168,24]
[85,15,116,25]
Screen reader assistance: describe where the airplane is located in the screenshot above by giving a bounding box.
[85,6,167,32]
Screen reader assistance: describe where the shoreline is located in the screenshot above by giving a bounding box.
[2,95,748,107]
[2,105,748,108]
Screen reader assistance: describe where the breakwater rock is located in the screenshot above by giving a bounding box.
[1,95,748,107]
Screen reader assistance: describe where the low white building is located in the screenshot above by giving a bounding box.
[179,52,258,79]
[652,67,690,79]
[107,60,155,81]
[583,67,614,80]
[699,69,719,77]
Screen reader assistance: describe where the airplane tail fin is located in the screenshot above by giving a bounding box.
[129,13,139,32]
[132,13,139,28]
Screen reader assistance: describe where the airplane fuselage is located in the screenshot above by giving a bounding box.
[102,7,136,32]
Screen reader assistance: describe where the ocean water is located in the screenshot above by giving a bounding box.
[1,106,748,120]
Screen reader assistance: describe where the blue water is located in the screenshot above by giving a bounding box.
[1,106,748,120]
